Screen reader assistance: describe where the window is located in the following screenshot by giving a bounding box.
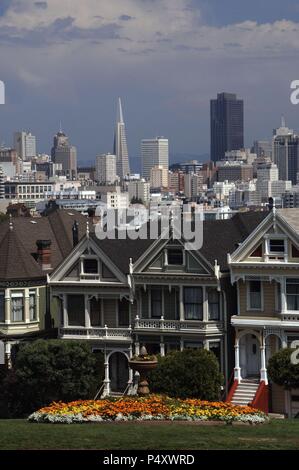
[0,293,4,323]
[292,245,299,258]
[269,239,285,253]
[248,281,262,310]
[184,287,203,320]
[83,258,98,274]
[151,288,162,318]
[67,295,85,326]
[276,282,281,312]
[208,288,220,320]
[286,279,299,311]
[11,293,24,322]
[209,341,221,366]
[90,298,102,326]
[167,249,183,265]
[29,291,37,321]
[118,299,130,327]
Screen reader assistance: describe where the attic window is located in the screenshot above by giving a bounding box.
[83,258,98,274]
[269,239,285,253]
[167,249,183,265]
[250,245,262,257]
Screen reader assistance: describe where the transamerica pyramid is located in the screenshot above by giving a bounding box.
[113,97,130,179]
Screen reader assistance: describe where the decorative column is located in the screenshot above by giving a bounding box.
[24,288,30,323]
[180,338,184,351]
[36,288,40,322]
[63,294,68,328]
[5,342,12,369]
[160,335,165,356]
[135,337,140,356]
[84,295,91,329]
[4,289,10,324]
[103,355,110,396]
[260,343,268,384]
[203,286,208,322]
[203,340,209,350]
[179,286,184,321]
[234,338,242,383]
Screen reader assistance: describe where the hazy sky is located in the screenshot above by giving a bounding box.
[1,0,299,167]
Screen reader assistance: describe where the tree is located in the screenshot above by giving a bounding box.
[148,349,223,400]
[268,348,299,389]
[130,196,144,205]
[0,340,104,417]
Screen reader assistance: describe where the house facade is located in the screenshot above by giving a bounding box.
[228,208,299,416]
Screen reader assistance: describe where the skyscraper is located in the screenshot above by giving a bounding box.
[51,128,77,180]
[96,153,117,185]
[141,137,169,181]
[210,92,244,162]
[113,98,130,179]
[14,131,37,160]
[272,117,299,184]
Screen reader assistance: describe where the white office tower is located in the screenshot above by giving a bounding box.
[256,156,292,201]
[96,153,117,185]
[14,131,37,160]
[113,98,130,179]
[128,180,150,205]
[0,166,4,199]
[141,137,169,181]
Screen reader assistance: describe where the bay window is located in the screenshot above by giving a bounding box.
[29,291,37,321]
[248,281,262,310]
[151,288,162,318]
[184,287,203,320]
[11,293,24,322]
[208,288,220,320]
[286,279,299,311]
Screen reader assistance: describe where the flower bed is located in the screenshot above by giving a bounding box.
[28,395,268,424]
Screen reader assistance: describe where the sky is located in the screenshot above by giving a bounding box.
[1,0,299,169]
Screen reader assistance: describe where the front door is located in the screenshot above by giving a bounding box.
[246,335,260,377]
[109,352,129,392]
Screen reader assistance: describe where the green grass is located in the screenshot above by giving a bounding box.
[0,419,299,450]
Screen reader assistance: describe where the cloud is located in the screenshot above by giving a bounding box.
[34,2,47,9]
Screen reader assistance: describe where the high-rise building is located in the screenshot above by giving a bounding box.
[141,137,169,180]
[210,92,244,162]
[51,128,77,179]
[14,131,37,160]
[128,180,150,205]
[113,98,130,179]
[96,153,117,185]
[252,140,272,159]
[150,165,168,189]
[272,118,299,184]
[0,167,4,199]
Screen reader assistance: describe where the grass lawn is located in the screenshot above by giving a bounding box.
[0,419,299,450]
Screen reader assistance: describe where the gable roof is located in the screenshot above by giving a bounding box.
[0,209,87,281]
[90,211,269,274]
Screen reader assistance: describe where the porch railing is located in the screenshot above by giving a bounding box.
[59,326,132,340]
[134,316,222,331]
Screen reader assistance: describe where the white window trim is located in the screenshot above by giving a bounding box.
[80,255,100,277]
[284,277,299,314]
[264,234,288,262]
[165,247,186,268]
[247,280,264,311]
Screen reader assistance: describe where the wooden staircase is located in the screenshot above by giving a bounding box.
[231,379,259,406]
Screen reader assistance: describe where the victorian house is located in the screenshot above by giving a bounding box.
[227,208,299,416]
[48,211,265,396]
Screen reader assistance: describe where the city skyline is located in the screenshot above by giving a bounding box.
[0,1,299,163]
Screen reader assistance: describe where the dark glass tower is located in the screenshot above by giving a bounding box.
[210,92,244,162]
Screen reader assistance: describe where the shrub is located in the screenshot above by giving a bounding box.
[0,339,104,417]
[148,349,223,400]
[268,348,299,389]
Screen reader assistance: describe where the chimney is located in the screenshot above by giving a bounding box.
[36,240,52,270]
[72,220,79,247]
